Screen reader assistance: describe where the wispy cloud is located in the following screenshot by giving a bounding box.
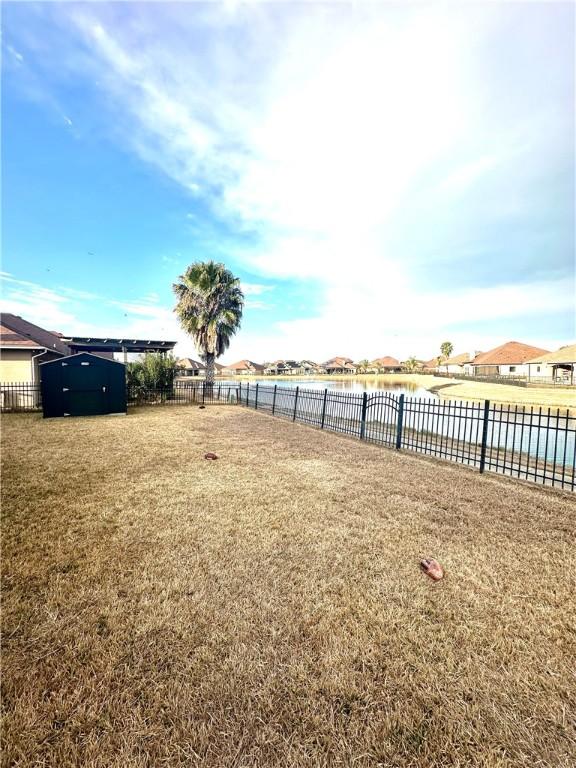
[242,283,273,296]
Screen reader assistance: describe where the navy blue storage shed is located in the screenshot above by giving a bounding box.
[40,353,126,418]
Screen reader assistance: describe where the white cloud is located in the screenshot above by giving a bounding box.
[438,155,500,195]
[6,3,573,359]
[241,282,273,296]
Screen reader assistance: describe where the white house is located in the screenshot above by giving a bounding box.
[470,341,550,378]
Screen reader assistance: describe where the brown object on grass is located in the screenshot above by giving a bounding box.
[199,405,206,409]
[204,452,218,460]
[420,557,444,581]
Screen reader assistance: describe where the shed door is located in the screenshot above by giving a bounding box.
[62,363,108,416]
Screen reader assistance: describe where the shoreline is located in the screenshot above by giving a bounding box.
[183,373,576,412]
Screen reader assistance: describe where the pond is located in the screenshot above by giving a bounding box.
[224,377,436,399]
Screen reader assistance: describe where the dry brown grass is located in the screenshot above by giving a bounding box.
[2,406,575,767]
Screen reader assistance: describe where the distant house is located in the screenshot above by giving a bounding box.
[470,341,550,378]
[264,359,303,375]
[372,356,402,373]
[1,313,71,383]
[437,352,478,374]
[221,360,264,376]
[527,344,576,384]
[422,357,440,372]
[323,356,357,374]
[301,360,326,375]
[176,358,205,378]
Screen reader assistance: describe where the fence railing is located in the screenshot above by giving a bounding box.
[0,381,240,412]
[238,382,575,491]
[0,383,42,412]
[431,371,574,388]
[127,382,239,406]
[3,380,574,491]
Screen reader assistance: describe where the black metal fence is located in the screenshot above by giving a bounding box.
[0,381,240,412]
[127,382,239,406]
[3,380,574,491]
[431,371,574,388]
[238,382,575,492]
[0,383,42,412]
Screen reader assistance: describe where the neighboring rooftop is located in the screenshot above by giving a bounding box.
[223,360,264,372]
[473,341,550,366]
[177,358,205,371]
[372,356,401,367]
[440,352,473,366]
[1,313,70,355]
[527,344,576,365]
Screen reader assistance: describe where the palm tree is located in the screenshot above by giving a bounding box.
[173,261,244,385]
[404,356,419,372]
[440,341,454,373]
[356,359,371,374]
[440,341,453,361]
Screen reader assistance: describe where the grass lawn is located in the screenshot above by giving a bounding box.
[2,406,575,767]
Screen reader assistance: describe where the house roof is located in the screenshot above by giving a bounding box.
[177,358,205,370]
[372,356,401,367]
[423,357,440,369]
[224,359,264,371]
[0,323,45,349]
[324,356,354,367]
[527,343,576,365]
[1,313,70,355]
[473,341,550,366]
[441,352,472,366]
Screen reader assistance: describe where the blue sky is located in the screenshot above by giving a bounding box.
[2,1,574,362]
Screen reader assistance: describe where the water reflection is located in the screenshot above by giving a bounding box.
[227,377,435,399]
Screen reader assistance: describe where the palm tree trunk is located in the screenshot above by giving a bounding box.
[205,353,215,386]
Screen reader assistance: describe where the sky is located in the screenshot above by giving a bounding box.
[2,0,575,363]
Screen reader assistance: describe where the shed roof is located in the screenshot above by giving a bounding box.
[473,341,550,366]
[527,344,576,364]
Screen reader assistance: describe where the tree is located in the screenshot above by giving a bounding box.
[356,359,371,374]
[173,261,244,385]
[405,356,419,372]
[440,341,453,361]
[126,353,179,401]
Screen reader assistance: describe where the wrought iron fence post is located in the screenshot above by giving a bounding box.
[360,391,368,439]
[272,384,277,415]
[293,386,299,422]
[255,382,259,410]
[479,399,490,473]
[246,381,249,406]
[395,394,405,450]
[202,382,205,404]
[321,388,328,429]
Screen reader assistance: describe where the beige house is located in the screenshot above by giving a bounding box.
[1,314,70,384]
[437,352,476,374]
[176,358,206,378]
[221,360,264,376]
[323,356,356,374]
[527,344,576,384]
[371,356,402,373]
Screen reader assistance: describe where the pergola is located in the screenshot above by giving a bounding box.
[61,337,177,364]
